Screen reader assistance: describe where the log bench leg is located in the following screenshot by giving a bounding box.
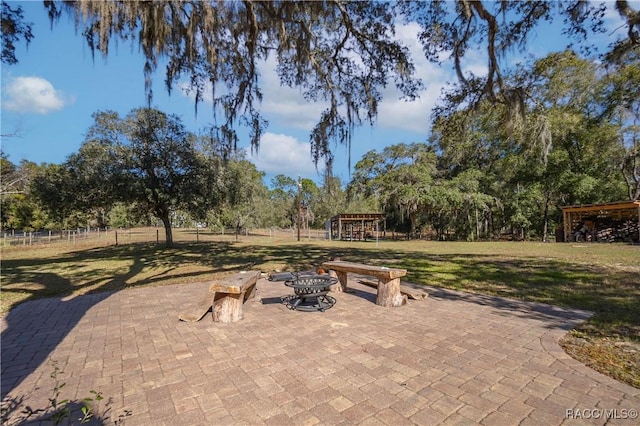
[329,270,349,293]
[211,282,257,323]
[376,277,407,307]
[243,282,257,302]
[212,292,245,323]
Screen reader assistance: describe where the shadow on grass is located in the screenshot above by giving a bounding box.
[3,242,638,336]
[2,240,638,402]
[401,255,639,340]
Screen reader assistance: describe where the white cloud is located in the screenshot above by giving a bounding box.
[260,84,327,131]
[245,132,320,176]
[2,76,72,114]
[258,22,451,136]
[258,57,327,131]
[602,2,628,27]
[176,21,471,137]
[599,2,637,47]
[375,22,452,134]
[377,95,434,134]
[178,59,327,131]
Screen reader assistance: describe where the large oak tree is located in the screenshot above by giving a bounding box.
[33,108,225,247]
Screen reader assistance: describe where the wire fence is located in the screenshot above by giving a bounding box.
[1,226,333,249]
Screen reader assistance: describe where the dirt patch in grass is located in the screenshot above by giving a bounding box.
[561,332,640,389]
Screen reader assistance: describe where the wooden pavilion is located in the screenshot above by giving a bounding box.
[560,200,640,243]
[328,213,385,241]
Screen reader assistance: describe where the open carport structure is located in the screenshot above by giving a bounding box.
[560,200,640,242]
[329,213,385,241]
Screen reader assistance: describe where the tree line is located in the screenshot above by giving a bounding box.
[0,108,372,247]
[1,1,638,243]
[349,50,639,241]
[2,47,637,245]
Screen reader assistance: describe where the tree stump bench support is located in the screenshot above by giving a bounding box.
[178,271,261,323]
[321,261,408,307]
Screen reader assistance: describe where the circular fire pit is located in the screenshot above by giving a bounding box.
[283,274,338,312]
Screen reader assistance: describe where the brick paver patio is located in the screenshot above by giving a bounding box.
[2,276,638,425]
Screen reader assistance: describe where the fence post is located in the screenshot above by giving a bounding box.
[115,230,118,246]
[156,229,159,243]
[197,227,199,242]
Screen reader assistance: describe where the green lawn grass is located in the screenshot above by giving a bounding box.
[2,233,638,388]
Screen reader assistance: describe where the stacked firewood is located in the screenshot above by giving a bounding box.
[594,219,639,243]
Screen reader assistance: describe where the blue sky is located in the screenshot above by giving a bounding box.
[0,1,632,187]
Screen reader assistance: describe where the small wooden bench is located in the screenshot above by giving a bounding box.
[179,271,261,323]
[321,261,407,307]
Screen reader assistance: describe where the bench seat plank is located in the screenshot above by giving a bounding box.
[209,271,261,294]
[321,261,407,280]
[178,292,215,322]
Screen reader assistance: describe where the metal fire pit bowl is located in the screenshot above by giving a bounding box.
[283,274,338,312]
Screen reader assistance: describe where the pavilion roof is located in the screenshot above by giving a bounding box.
[330,213,385,222]
[560,200,640,213]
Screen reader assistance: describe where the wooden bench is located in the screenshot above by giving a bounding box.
[178,271,261,323]
[321,261,407,307]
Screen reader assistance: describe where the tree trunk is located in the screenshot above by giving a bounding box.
[409,212,416,239]
[159,213,173,247]
[542,192,551,242]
